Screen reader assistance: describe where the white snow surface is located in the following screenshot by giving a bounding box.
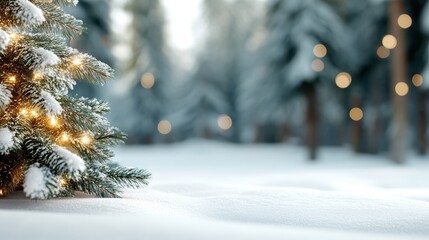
[0,29,10,52]
[40,90,63,116]
[33,48,60,70]
[1,140,429,240]
[0,84,12,109]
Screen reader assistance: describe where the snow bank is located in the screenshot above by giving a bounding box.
[1,141,429,239]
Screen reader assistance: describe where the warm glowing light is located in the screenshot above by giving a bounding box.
[140,73,156,89]
[8,75,16,83]
[382,35,397,50]
[312,59,324,72]
[20,108,28,116]
[0,189,3,196]
[60,132,70,143]
[218,114,233,130]
[48,116,59,128]
[71,56,82,65]
[349,108,364,121]
[30,109,39,118]
[33,72,43,81]
[376,46,390,59]
[313,44,327,58]
[8,32,19,41]
[398,14,412,29]
[80,133,92,145]
[59,178,67,187]
[157,120,172,135]
[395,82,409,96]
[412,74,424,87]
[335,72,352,89]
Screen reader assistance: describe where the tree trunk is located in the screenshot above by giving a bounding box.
[305,84,318,160]
[417,91,428,155]
[350,94,364,153]
[389,0,408,163]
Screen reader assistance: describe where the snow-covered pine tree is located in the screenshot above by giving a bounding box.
[0,0,150,199]
[173,0,259,141]
[116,0,170,144]
[254,0,352,159]
[65,0,114,99]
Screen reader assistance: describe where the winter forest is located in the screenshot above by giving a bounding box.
[71,0,429,163]
[1,0,429,239]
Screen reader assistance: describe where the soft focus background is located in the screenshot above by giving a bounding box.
[68,0,429,162]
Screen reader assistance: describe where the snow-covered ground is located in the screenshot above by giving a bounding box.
[1,140,429,240]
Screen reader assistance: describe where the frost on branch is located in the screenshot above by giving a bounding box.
[6,0,46,26]
[0,84,12,109]
[33,47,61,70]
[52,145,86,174]
[0,29,10,53]
[41,90,63,116]
[0,127,15,154]
[23,164,59,200]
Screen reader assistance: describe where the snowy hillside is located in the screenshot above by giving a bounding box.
[1,140,429,240]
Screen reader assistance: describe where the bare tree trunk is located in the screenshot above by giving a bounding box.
[389,0,408,163]
[305,84,318,160]
[418,91,428,155]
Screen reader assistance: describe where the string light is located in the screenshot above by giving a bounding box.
[48,116,59,128]
[397,14,412,29]
[8,75,16,83]
[382,35,397,50]
[0,189,3,197]
[349,108,364,121]
[59,177,67,187]
[33,71,43,81]
[395,82,409,96]
[71,56,82,65]
[30,109,39,118]
[19,108,28,116]
[80,133,92,145]
[59,132,70,143]
[157,120,172,135]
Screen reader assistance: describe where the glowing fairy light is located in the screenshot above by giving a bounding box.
[349,108,364,121]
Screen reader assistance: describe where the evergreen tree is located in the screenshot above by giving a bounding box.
[173,0,259,141]
[252,0,352,159]
[65,0,114,99]
[118,0,170,144]
[0,0,149,199]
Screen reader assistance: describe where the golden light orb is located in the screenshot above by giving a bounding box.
[382,35,397,50]
[395,82,409,96]
[48,116,59,128]
[157,120,172,135]
[30,109,39,118]
[398,14,412,29]
[217,114,233,130]
[140,73,156,89]
[349,107,364,122]
[313,44,327,58]
[312,59,325,72]
[8,75,16,83]
[71,56,82,65]
[412,74,424,87]
[80,133,92,145]
[335,72,352,89]
[376,46,390,59]
[60,132,70,143]
[20,108,28,116]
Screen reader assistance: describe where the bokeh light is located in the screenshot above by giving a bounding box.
[312,59,324,72]
[382,35,397,50]
[412,74,424,87]
[349,107,364,121]
[376,46,390,59]
[140,73,156,89]
[335,72,352,89]
[395,82,409,96]
[397,14,412,29]
[218,114,233,130]
[313,44,327,58]
[158,120,172,135]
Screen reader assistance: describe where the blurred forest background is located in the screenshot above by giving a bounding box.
[68,0,429,163]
